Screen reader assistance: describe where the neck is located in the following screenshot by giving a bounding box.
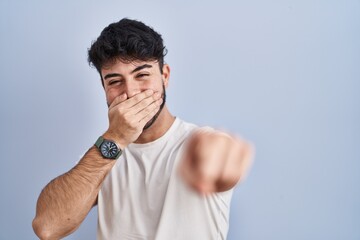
[134,106,175,144]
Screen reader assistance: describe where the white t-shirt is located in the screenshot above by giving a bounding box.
[97,118,233,240]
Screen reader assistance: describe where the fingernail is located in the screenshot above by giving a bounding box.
[155,92,161,98]
[122,93,128,99]
[146,89,154,95]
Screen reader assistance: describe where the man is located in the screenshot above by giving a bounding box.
[32,18,254,240]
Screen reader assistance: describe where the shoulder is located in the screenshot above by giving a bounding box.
[176,118,198,132]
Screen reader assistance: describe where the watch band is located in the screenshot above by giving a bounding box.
[95,136,105,148]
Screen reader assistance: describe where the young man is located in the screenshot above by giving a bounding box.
[32,18,254,240]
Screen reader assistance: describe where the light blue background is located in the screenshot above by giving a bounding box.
[0,0,359,239]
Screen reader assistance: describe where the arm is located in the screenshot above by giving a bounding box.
[32,146,118,239]
[32,90,163,239]
[180,128,255,194]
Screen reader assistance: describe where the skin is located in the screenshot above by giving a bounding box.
[101,59,174,146]
[32,59,254,239]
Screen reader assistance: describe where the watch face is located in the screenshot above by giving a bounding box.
[100,140,119,159]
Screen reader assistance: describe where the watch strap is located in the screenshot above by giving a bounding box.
[95,136,104,148]
[114,149,122,159]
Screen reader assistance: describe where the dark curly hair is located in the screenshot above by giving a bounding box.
[88,18,167,85]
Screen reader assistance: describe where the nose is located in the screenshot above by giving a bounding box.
[123,82,141,98]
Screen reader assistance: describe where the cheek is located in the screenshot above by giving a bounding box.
[139,81,154,90]
[136,81,161,94]
[105,88,121,105]
[149,79,164,91]
[146,83,160,92]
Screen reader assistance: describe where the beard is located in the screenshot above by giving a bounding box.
[143,84,166,130]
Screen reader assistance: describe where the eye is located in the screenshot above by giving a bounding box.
[108,80,123,85]
[136,73,150,78]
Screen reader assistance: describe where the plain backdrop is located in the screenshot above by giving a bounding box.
[0,0,359,239]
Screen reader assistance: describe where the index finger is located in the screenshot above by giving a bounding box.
[109,89,155,110]
[108,93,128,110]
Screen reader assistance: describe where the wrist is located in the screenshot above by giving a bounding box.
[102,131,128,150]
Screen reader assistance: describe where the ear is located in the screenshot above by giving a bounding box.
[161,64,171,88]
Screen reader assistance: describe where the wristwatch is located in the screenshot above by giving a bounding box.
[95,136,122,159]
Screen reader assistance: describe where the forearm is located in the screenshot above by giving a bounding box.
[32,146,116,239]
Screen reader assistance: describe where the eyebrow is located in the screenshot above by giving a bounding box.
[103,73,122,80]
[103,64,153,81]
[131,64,152,74]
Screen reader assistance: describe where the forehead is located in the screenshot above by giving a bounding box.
[101,59,159,75]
